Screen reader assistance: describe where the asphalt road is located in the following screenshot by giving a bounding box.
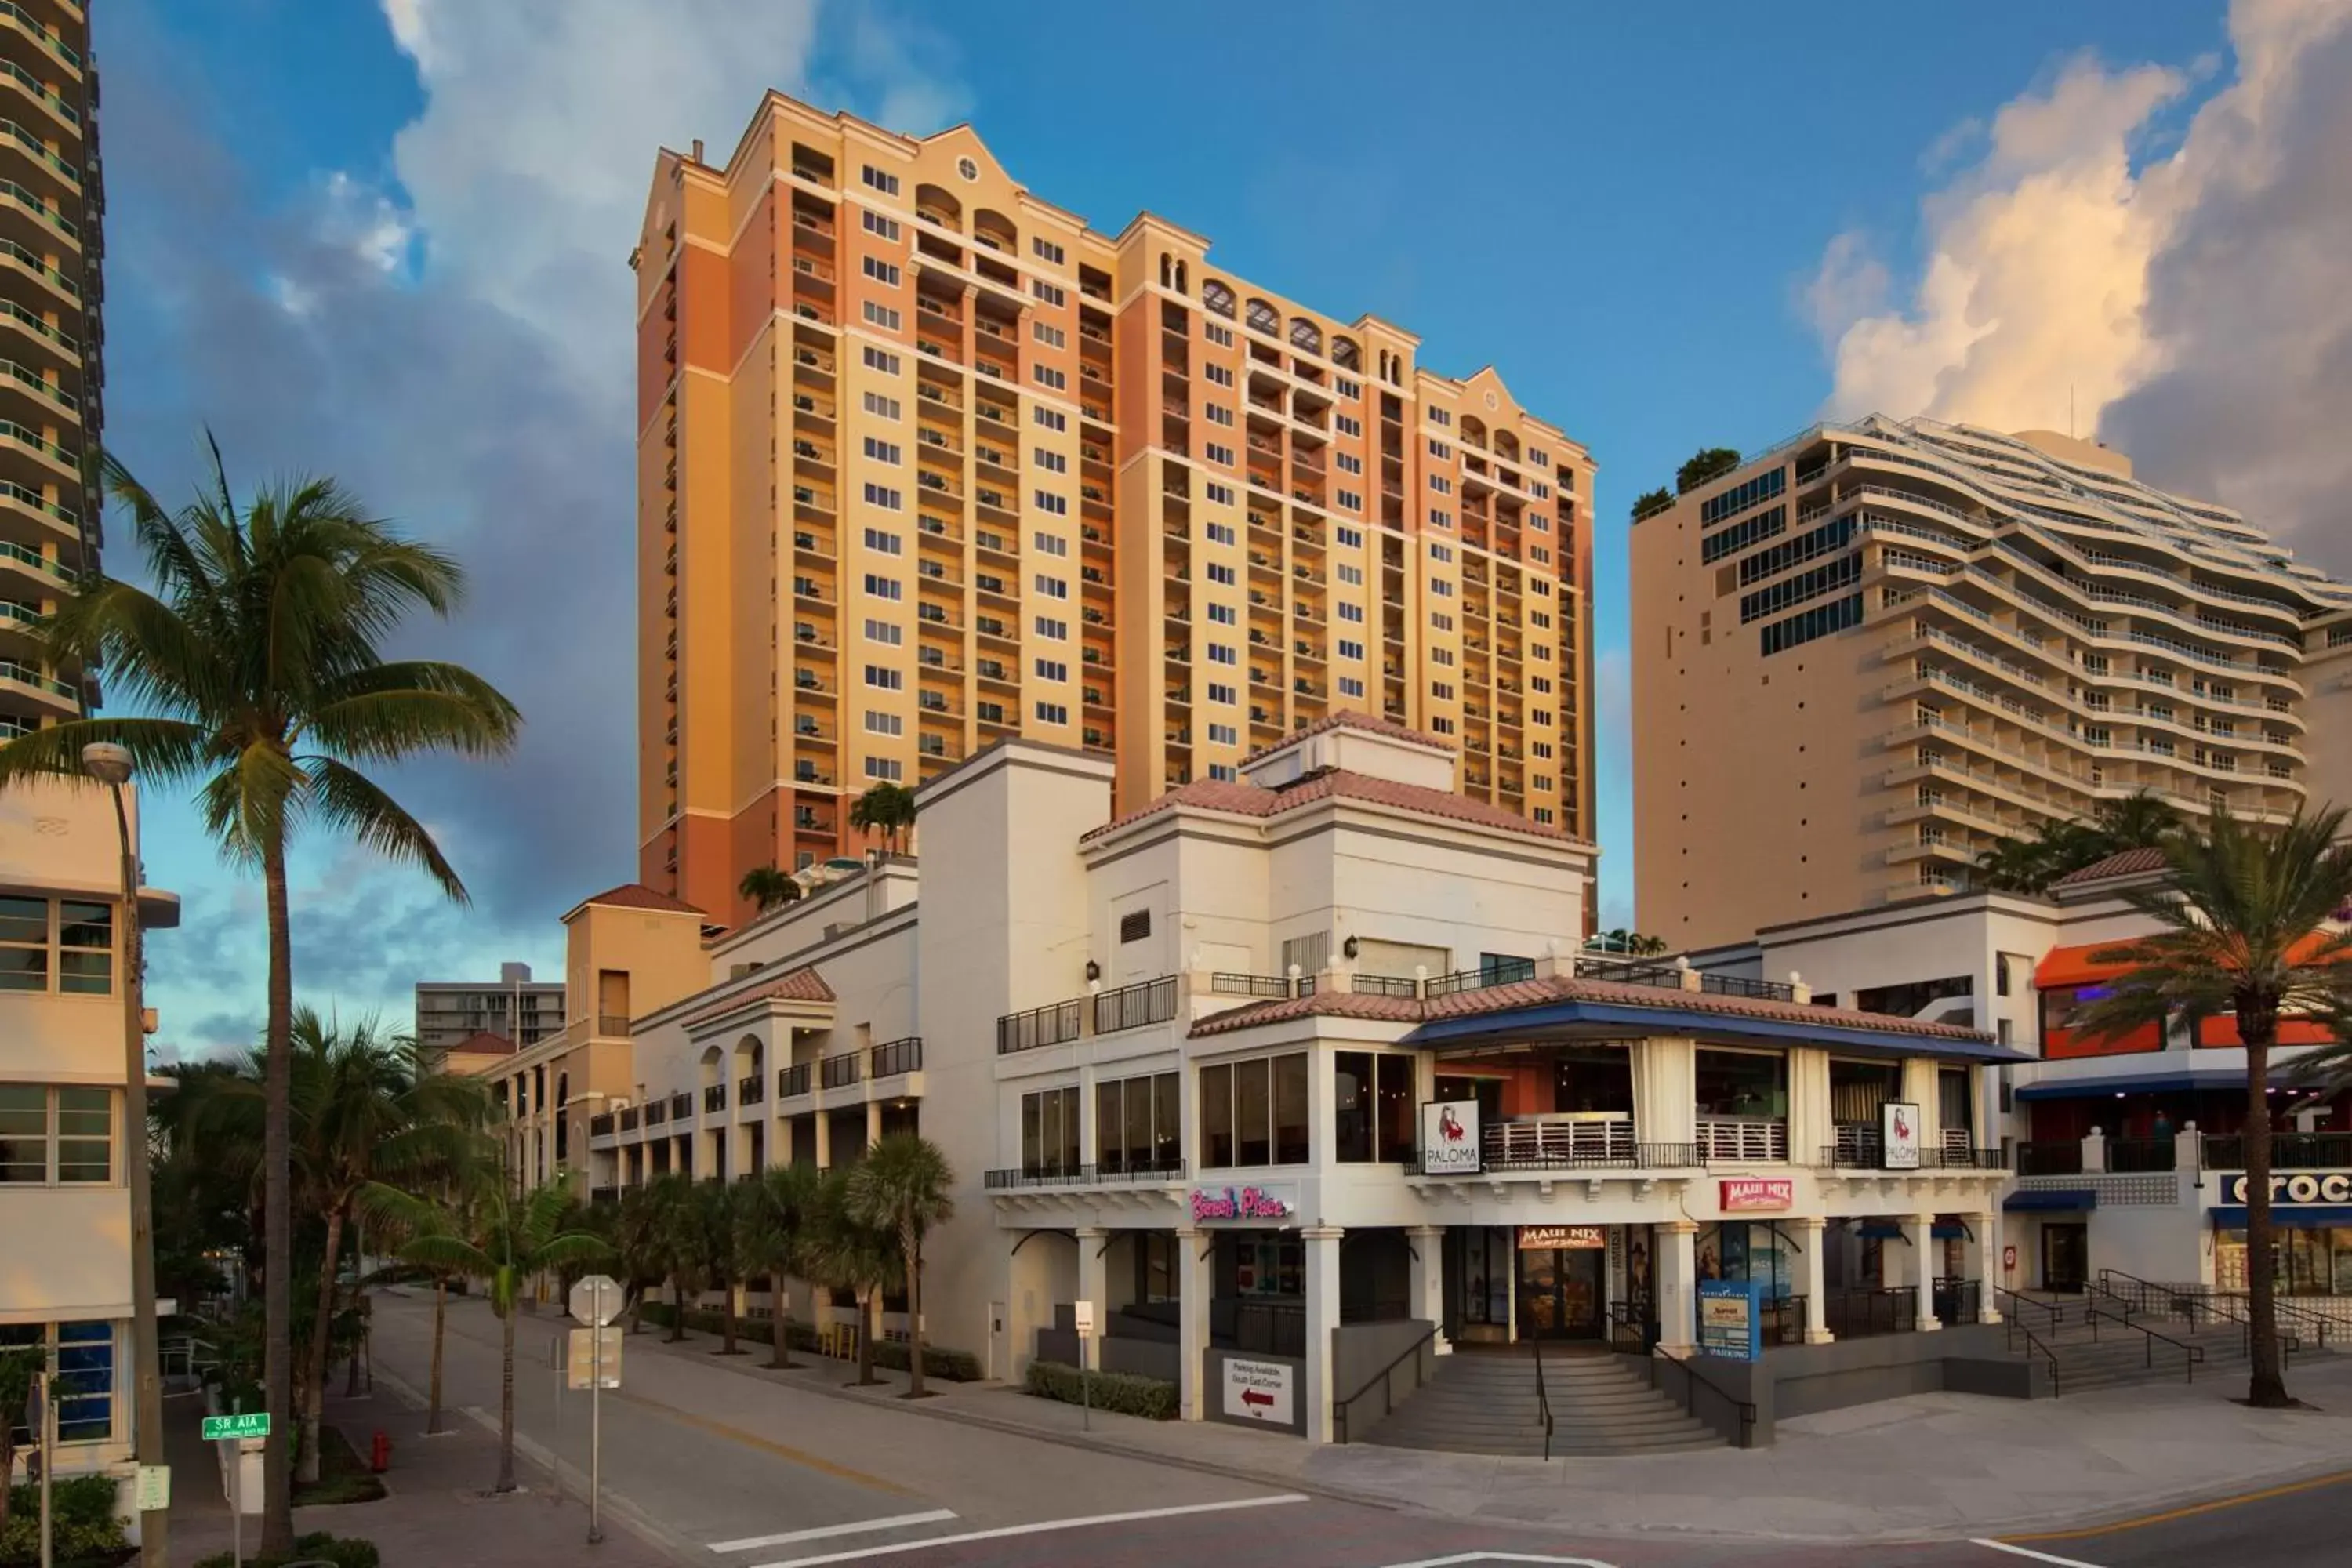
[363,1293,2350,1568]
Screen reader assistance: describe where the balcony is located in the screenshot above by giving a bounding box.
[669,1091,692,1121]
[778,1062,813,1100]
[739,1074,765,1108]
[984,1160,1188,1191]
[1694,1116,1788,1163]
[821,1051,863,1090]
[871,1036,924,1079]
[2200,1131,2352,1171]
[703,1083,727,1115]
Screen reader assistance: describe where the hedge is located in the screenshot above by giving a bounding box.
[1,1475,125,1566]
[636,1303,985,1382]
[1024,1360,1178,1421]
[194,1533,378,1568]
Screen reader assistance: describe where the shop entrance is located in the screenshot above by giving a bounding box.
[1515,1233,1605,1340]
[2042,1222,2089,1292]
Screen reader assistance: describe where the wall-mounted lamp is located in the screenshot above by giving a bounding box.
[1342,935,1359,960]
[1084,959,1102,983]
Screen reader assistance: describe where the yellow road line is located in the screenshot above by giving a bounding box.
[611,1386,917,1497]
[2005,1467,2352,1542]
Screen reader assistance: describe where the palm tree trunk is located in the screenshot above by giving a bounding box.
[427,1277,447,1435]
[2242,1029,2290,1406]
[857,1289,877,1385]
[0,1442,16,1544]
[769,1279,792,1369]
[495,1307,517,1492]
[299,1206,345,1483]
[260,837,298,1557]
[906,1234,924,1399]
[721,1282,739,1355]
[666,1275,686,1341]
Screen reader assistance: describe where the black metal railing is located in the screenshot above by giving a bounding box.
[1818,1140,2009,1171]
[1351,973,1419,998]
[2103,1138,2176,1173]
[2096,1268,2332,1352]
[588,1112,615,1138]
[1333,1325,1439,1445]
[2007,1315,2061,1396]
[2200,1131,2352,1171]
[1211,972,1291,998]
[1700,972,1799,1003]
[704,1083,727,1114]
[1996,1286,2064,1333]
[596,1013,632,1037]
[1424,957,1537,997]
[1572,955,1682,989]
[2082,1301,2202,1383]
[1822,1287,1918,1339]
[982,1160,1187,1190]
[2016,1140,2085,1176]
[645,1101,667,1126]
[821,1052,863,1090]
[618,1106,640,1132]
[1095,975,1178,1033]
[871,1036,924,1077]
[997,996,1085,1054]
[1532,1334,1555,1461]
[1650,1352,1757,1450]
[670,1091,692,1120]
[1932,1277,1981,1326]
[1761,1294,1809,1346]
[1606,1300,1660,1353]
[778,1062,811,1098]
[739,1075,764,1107]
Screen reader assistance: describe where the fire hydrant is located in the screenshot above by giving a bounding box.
[370,1430,391,1473]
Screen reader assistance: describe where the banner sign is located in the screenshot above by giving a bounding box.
[1881,1102,1922,1171]
[2223,1172,2352,1205]
[1419,1100,1483,1175]
[1720,1178,1794,1213]
[1519,1225,1606,1250]
[1698,1279,1763,1361]
[1190,1185,1295,1223]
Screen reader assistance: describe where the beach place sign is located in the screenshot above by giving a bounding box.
[1720,1178,1795,1213]
[1191,1185,1296,1223]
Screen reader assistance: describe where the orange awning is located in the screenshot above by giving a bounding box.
[2034,942,2139,990]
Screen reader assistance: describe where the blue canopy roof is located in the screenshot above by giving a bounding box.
[1406,996,2025,1064]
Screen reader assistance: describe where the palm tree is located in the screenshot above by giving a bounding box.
[1974,833,2053,894]
[2074,806,2352,1409]
[845,1135,955,1398]
[739,864,803,913]
[359,1129,496,1438]
[643,1173,704,1341]
[2092,788,2183,850]
[0,446,521,1554]
[807,1171,902,1387]
[848,781,917,855]
[737,1163,822,1369]
[695,1180,748,1356]
[367,1177,609,1490]
[610,1185,670,1335]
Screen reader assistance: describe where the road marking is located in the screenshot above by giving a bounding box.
[746,1494,1311,1567]
[2002,1466,2352,1541]
[710,1512,958,1553]
[608,1387,917,1496]
[1970,1541,2107,1567]
[1381,1555,1622,1567]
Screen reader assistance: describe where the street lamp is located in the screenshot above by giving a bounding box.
[83,742,166,1568]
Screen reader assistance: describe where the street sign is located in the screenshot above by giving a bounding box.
[568,1327,623,1390]
[1071,1300,1096,1338]
[135,1465,171,1512]
[201,1412,271,1441]
[569,1273,625,1328]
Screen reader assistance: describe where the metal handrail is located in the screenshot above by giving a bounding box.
[1994,1286,2064,1333]
[2007,1317,2062,1396]
[1332,1324,1437,1444]
[1531,1335,1554,1462]
[2100,1267,2332,1352]
[1653,1352,1757,1449]
[2084,1303,2203,1382]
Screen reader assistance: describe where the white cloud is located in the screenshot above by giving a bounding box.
[1811,0,2352,555]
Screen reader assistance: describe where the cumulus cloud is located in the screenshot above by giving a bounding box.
[1811,0,2352,559]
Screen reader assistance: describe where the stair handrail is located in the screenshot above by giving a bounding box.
[2083,1303,2204,1382]
[1531,1334,1554,1461]
[1331,1323,1439,1444]
[1651,1350,1758,1450]
[2007,1316,2062,1397]
[2106,1270,2332,1352]
[1994,1286,2064,1333]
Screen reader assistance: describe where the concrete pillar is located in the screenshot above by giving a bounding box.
[1176,1226,1210,1421]
[1657,1220,1698,1354]
[1976,1211,2003,1323]
[1078,1065,1099,1167]
[2082,1127,2107,1174]
[1307,1044,1338,1170]
[1797,1216,1833,1344]
[865,1096,882,1150]
[1301,1225,1343,1444]
[1406,1225,1449,1352]
[812,1105,832,1170]
[1909,1214,1941,1330]
[1076,1226,1109,1348]
[1788,1047,1832,1168]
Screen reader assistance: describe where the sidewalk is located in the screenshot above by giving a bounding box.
[166,1374,676,1567]
[615,1319,2352,1544]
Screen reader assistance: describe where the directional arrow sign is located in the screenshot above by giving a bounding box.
[201,1412,271,1441]
[1240,1388,1273,1409]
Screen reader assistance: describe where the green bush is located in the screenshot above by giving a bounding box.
[192,1531,378,1568]
[635,1303,983,1380]
[1024,1360,1177,1420]
[1,1474,128,1566]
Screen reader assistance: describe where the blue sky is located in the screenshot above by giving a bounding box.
[92,0,2349,1056]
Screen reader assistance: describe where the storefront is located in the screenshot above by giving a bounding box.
[1443,1223,1656,1345]
[2212,1171,2352,1297]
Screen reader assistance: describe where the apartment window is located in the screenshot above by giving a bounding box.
[860,164,901,196]
[1530,544,1552,564]
[861,256,902,288]
[1533,774,1553,793]
[1533,740,1554,759]
[1338,602,1364,622]
[1531,674,1553,694]
[1032,279,1065,307]
[0,1085,113,1183]
[1334,525,1364,548]
[862,437,902,465]
[1531,709,1553,726]
[1531,579,1552,596]
[1530,481,1551,499]
[1432,647,1454,666]
[1035,448,1069,474]
[860,209,901,241]
[1335,376,1361,399]
[0,898,110,994]
[1207,564,1237,586]
[1204,363,1235,388]
[864,619,902,645]
[1203,321,1234,347]
[1337,563,1363,586]
[1206,522,1236,546]
[862,347,900,375]
[1334,414,1362,437]
[1035,615,1068,640]
[1338,675,1365,698]
[1529,447,1550,467]
[1033,530,1069,555]
[1430,611,1454,631]
[1035,408,1067,432]
[861,484,902,511]
[1207,763,1237,782]
[1097,1072,1182,1176]
[1429,475,1453,495]
[1533,807,1555,825]
[1432,681,1455,701]
[862,527,902,554]
[1035,658,1069,681]
[1033,365,1067,391]
[1033,237,1066,266]
[1429,408,1451,427]
[1761,593,1864,656]
[1205,405,1235,426]
[1428,543,1454,563]
[861,392,901,420]
[1428,508,1452,528]
[1033,321,1066,350]
[1035,702,1069,724]
[1430,716,1454,735]
[1208,723,1239,746]
[1205,482,1236,505]
[1207,644,1238,665]
[1206,443,1235,466]
[1035,575,1069,598]
[862,301,902,332]
[864,756,903,781]
[1199,1053,1309,1168]
[1334,452,1363,475]
[1208,681,1236,704]
[864,711,903,737]
[1698,468,1786,526]
[1021,1087,1083,1178]
[1740,554,1863,625]
[864,665,903,690]
[1428,439,1451,459]
[1334,1053,1416,1163]
[1034,490,1069,515]
[1336,488,1363,513]
[1207,603,1237,625]
[1337,639,1364,661]
[1429,579,1454,598]
[0,1322,113,1441]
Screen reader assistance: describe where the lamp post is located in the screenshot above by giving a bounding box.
[83,742,166,1568]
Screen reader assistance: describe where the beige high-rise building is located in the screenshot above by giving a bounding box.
[0,0,100,742]
[1632,415,2352,953]
[633,92,1595,925]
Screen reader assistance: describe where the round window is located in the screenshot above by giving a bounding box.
[956,156,979,183]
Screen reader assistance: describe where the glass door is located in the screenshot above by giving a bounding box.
[1515,1247,1605,1339]
[2042,1223,2089,1292]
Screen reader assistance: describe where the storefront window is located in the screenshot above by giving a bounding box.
[1201,1064,1233,1167]
[1200,1053,1309,1169]
[1697,1221,1795,1299]
[2220,1227,2352,1295]
[1098,1071,1180,1173]
[1457,1228,1511,1324]
[1020,1086,1080,1176]
[1335,1052,1418,1163]
[1236,1238,1302,1298]
[1695,1050,1788,1120]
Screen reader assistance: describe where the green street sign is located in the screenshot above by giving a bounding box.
[201,1412,271,1441]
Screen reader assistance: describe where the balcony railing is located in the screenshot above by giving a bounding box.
[2103,1137,2176,1173]
[588,1112,615,1138]
[1094,975,1178,1034]
[703,1083,727,1114]
[670,1091,692,1120]
[739,1075,764,1107]
[983,1160,1187,1190]
[1211,972,1292,999]
[596,1013,631,1037]
[645,1101,667,1127]
[1478,1115,1640,1169]
[2016,1140,2085,1176]
[1423,957,1537,998]
[618,1106,640,1132]
[2200,1131,2352,1171]
[871,1036,924,1078]
[1695,1116,1788,1163]
[821,1051,863,1090]
[778,1062,812,1099]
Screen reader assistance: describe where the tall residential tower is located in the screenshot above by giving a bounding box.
[635,93,1595,923]
[0,0,101,742]
[1632,416,2352,952]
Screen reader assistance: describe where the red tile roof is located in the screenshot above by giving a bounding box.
[445,1029,516,1056]
[1238,709,1455,766]
[2049,847,2171,887]
[574,883,706,916]
[681,966,836,1030]
[1080,767,1590,848]
[1190,971,1991,1041]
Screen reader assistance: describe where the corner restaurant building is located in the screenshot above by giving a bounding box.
[586,716,2018,1443]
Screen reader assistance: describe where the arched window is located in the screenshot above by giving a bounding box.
[972,207,1017,256]
[1245,297,1280,336]
[1494,430,1520,462]
[914,184,961,231]
[1331,336,1361,371]
[1201,278,1236,318]
[1461,416,1488,450]
[1160,252,1173,288]
[1174,260,1188,294]
[1288,317,1322,356]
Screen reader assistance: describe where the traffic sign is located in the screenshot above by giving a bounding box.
[569,1273,625,1328]
[202,1411,271,1441]
[1072,1300,1097,1338]
[568,1327,622,1390]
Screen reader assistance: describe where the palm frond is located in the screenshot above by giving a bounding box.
[303,757,466,902]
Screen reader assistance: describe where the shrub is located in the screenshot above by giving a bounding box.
[192,1532,378,1568]
[1024,1360,1177,1420]
[2,1475,129,1566]
[638,1305,982,1380]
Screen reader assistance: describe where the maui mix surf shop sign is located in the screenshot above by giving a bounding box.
[1191,1184,1297,1223]
[1720,1178,1794,1213]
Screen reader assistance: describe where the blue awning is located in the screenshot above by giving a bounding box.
[2210,1205,2352,1229]
[1406,997,2023,1063]
[2005,1189,2099,1211]
[2016,1068,2293,1100]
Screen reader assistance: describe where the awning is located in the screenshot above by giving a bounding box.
[2210,1205,2352,1229]
[2016,1067,2302,1099]
[2005,1189,2099,1212]
[2035,942,2136,991]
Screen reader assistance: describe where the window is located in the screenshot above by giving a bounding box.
[1021,1087,1082,1177]
[0,1085,112,1183]
[1533,807,1554,825]
[1204,363,1235,388]
[1428,439,1451,459]
[861,301,902,332]
[1206,444,1236,466]
[1034,574,1069,598]
[862,346,900,375]
[1334,414,1362,437]
[864,618,902,645]
[862,526,902,554]
[1034,617,1069,642]
[1740,554,1863,624]
[1203,321,1234,347]
[1432,647,1454,667]
[1698,467,1786,526]
[1034,407,1067,432]
[1335,376,1360,399]
[1761,592,1864,656]
[1336,638,1364,661]
[1338,676,1364,698]
[861,484,902,511]
[1207,763,1238,782]
[1334,1053,1416,1163]
[1035,702,1068,724]
[1033,365,1066,391]
[1531,674,1552,693]
[861,256,901,288]
[1035,448,1069,474]
[1034,490,1069,515]
[1033,237,1065,266]
[1429,408,1451,427]
[1204,404,1234,426]
[1531,609,1552,630]
[1700,505,1786,564]
[1533,740,1553,759]
[1205,481,1236,505]
[1199,1053,1309,1168]
[1738,517,1853,586]
[1430,611,1454,631]
[864,756,903,781]
[1033,279,1065,307]
[0,1322,113,1442]
[1428,543,1454,563]
[864,710,903,736]
[864,665,903,690]
[1208,681,1236,704]
[1033,530,1069,555]
[1429,475,1453,495]
[1432,681,1455,701]
[1529,446,1549,467]
[1206,522,1236,546]
[1338,602,1364,622]
[1430,716,1454,734]
[860,164,900,196]
[1337,563,1363,586]
[1207,644,1238,665]
[862,437,902,464]
[1033,321,1065,350]
[1097,1073,1181,1175]
[0,899,109,996]
[1034,658,1068,681]
[1430,579,1454,598]
[861,209,900,241]
[1334,452,1363,475]
[1695,1048,1789,1120]
[1207,603,1237,625]
[1207,563,1236,586]
[1428,508,1452,528]
[1208,723,1239,746]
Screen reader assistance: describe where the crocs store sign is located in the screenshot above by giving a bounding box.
[2223,1172,2352,1205]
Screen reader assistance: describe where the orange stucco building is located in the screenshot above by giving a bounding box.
[634,92,1595,925]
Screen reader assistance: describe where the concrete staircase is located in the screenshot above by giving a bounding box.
[1359,1348,1725,1457]
[2009,1291,2285,1393]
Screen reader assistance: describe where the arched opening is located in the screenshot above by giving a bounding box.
[1494,430,1520,463]
[1288,316,1322,357]
[913,183,961,231]
[1461,416,1488,450]
[972,207,1018,256]
[1174,260,1188,294]
[1332,336,1361,371]
[1201,278,1236,319]
[735,1032,764,1095]
[1244,297,1281,336]
[1160,252,1173,288]
[699,1044,724,1088]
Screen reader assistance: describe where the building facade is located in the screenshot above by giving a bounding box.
[578,716,2015,1444]
[412,961,567,1057]
[0,0,103,743]
[2,772,176,1512]
[1632,416,2352,952]
[634,91,1595,925]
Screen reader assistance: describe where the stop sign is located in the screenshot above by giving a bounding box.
[569,1273,624,1327]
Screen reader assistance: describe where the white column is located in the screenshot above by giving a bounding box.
[1176,1226,1210,1421]
[1788,1048,1833,1171]
[1407,1225,1449,1352]
[1798,1216,1833,1344]
[1909,1214,1941,1331]
[812,1104,832,1170]
[865,1095,882,1151]
[1301,1225,1343,1443]
[1078,1065,1100,1167]
[1076,1225,1109,1343]
[1657,1221,1697,1355]
[1976,1210,2003,1323]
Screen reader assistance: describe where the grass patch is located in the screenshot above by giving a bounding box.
[292,1425,387,1507]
